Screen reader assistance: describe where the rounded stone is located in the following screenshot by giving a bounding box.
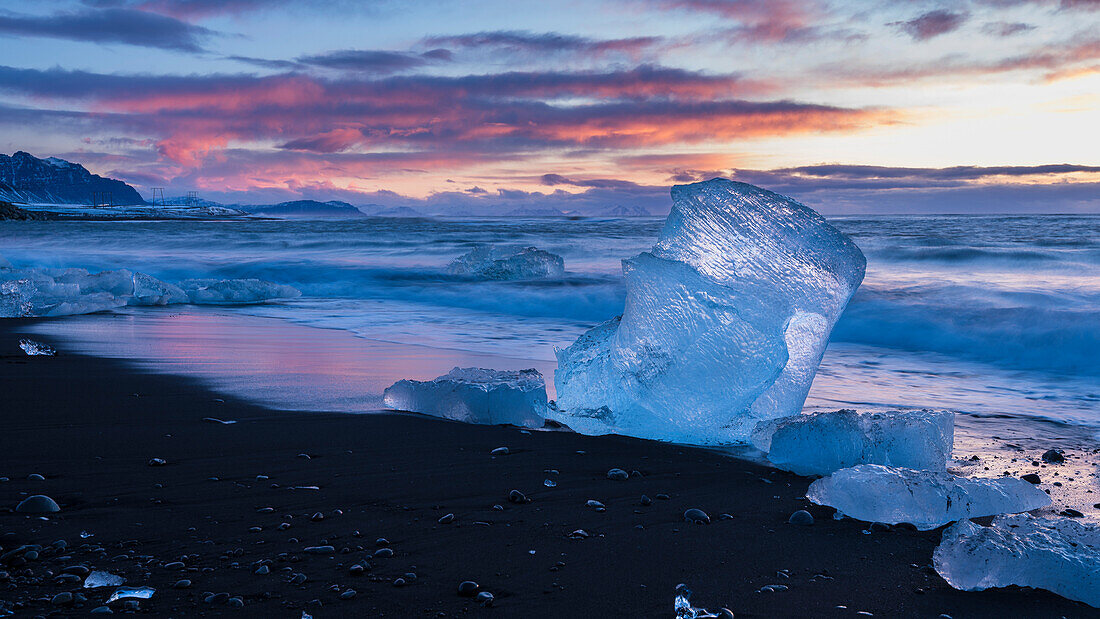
[684,508,710,524]
[15,495,60,513]
[607,468,629,481]
[457,580,479,597]
[508,489,527,504]
[789,510,814,526]
[340,589,357,599]
[51,591,73,605]
[476,591,495,606]
[1041,449,1065,464]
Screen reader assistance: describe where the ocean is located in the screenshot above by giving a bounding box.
[4,214,1098,479]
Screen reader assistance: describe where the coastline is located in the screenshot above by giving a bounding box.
[0,320,1092,617]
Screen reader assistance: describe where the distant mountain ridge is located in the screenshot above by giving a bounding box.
[0,151,145,205]
[246,200,366,218]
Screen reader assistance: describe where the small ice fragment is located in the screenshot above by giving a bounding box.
[290,485,320,490]
[807,465,1051,530]
[84,571,125,588]
[383,367,548,428]
[202,417,237,425]
[674,583,709,619]
[106,586,155,603]
[934,514,1099,608]
[79,530,93,538]
[447,245,564,280]
[552,179,866,445]
[543,479,557,488]
[18,339,55,356]
[754,410,954,476]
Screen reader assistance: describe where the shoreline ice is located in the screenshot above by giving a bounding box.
[383,367,549,427]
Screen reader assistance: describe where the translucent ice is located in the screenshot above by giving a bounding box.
[753,410,954,476]
[18,339,55,356]
[552,179,866,444]
[807,464,1051,530]
[447,245,565,280]
[178,278,301,304]
[106,586,155,603]
[674,583,709,619]
[383,367,548,427]
[84,571,125,588]
[0,263,300,318]
[934,514,1100,608]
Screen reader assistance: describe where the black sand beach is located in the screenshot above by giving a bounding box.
[1,321,1094,618]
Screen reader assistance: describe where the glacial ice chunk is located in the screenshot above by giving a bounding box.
[807,464,1051,530]
[84,571,126,588]
[447,245,565,280]
[18,339,55,356]
[933,514,1100,608]
[1,264,300,318]
[106,586,155,603]
[179,278,301,304]
[552,179,866,444]
[753,410,954,476]
[383,367,548,427]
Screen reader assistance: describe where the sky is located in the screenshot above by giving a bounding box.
[0,0,1098,214]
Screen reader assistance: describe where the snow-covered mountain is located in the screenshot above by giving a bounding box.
[599,205,653,217]
[0,152,145,205]
[246,200,367,218]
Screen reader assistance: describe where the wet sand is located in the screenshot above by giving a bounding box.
[0,320,1092,617]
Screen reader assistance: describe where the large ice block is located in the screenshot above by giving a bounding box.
[807,464,1051,530]
[447,245,565,280]
[552,179,866,444]
[754,410,954,476]
[383,367,548,427]
[933,514,1099,608]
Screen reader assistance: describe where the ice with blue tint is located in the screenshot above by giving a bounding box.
[753,409,954,476]
[552,179,866,444]
[0,263,300,318]
[807,464,1051,530]
[383,367,548,427]
[934,514,1100,608]
[18,339,55,356]
[447,245,565,280]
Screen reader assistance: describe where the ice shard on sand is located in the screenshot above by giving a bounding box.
[551,179,866,444]
[383,367,548,428]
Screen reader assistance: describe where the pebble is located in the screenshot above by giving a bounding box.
[90,606,113,614]
[376,538,390,546]
[340,589,357,599]
[640,495,653,506]
[227,597,244,608]
[374,548,394,558]
[508,490,527,504]
[758,584,789,593]
[348,564,365,575]
[15,495,60,513]
[457,580,479,597]
[476,591,495,606]
[1042,449,1065,464]
[1060,509,1084,518]
[148,458,167,466]
[607,468,629,481]
[438,513,455,524]
[304,545,335,554]
[393,577,406,586]
[789,510,814,526]
[586,500,606,512]
[717,609,735,619]
[1021,473,1042,484]
[683,508,710,524]
[311,512,324,521]
[255,565,270,575]
[27,473,45,481]
[656,493,670,500]
[50,592,73,606]
[164,561,185,570]
[173,579,192,589]
[490,447,509,456]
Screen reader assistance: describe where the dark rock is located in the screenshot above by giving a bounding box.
[227,597,244,608]
[304,546,335,555]
[490,447,509,456]
[15,495,59,513]
[438,513,454,524]
[164,561,185,571]
[476,591,495,606]
[684,508,710,524]
[1021,473,1042,484]
[640,495,653,506]
[50,592,73,606]
[607,468,629,481]
[373,548,393,558]
[1060,509,1084,518]
[457,581,479,597]
[788,510,814,526]
[340,589,357,599]
[1042,449,1065,464]
[173,579,191,589]
[508,489,527,504]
